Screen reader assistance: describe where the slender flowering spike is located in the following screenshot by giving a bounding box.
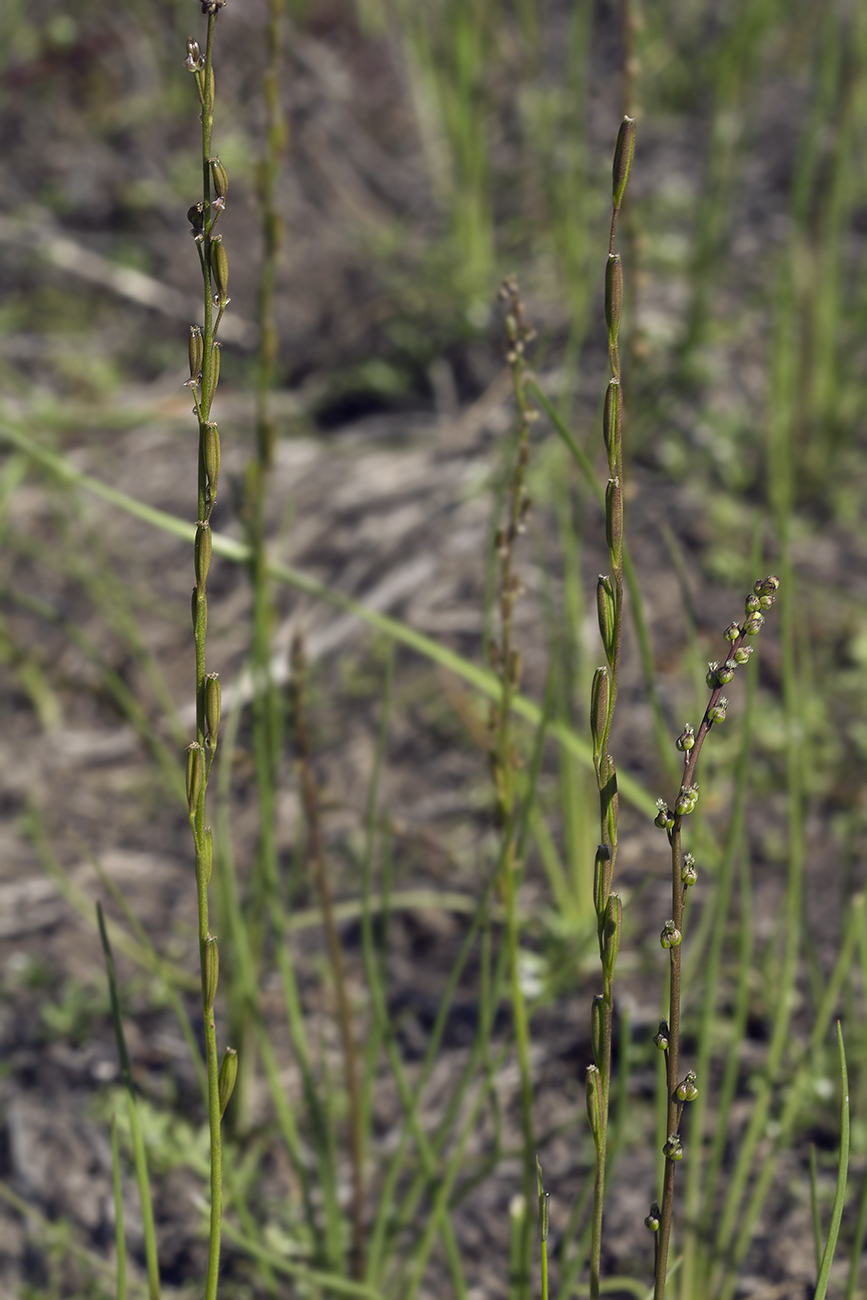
[612,116,636,212]
[654,1021,669,1051]
[205,672,221,744]
[603,378,621,470]
[189,325,203,383]
[210,235,229,305]
[605,254,623,343]
[681,853,698,887]
[204,422,221,501]
[591,667,609,759]
[195,520,212,587]
[209,157,228,201]
[186,742,204,817]
[586,1066,604,1147]
[663,1134,684,1161]
[218,1047,238,1119]
[676,1071,699,1103]
[660,920,682,950]
[597,575,616,666]
[605,478,622,564]
[675,724,695,752]
[602,893,622,982]
[645,1202,661,1233]
[203,934,219,1013]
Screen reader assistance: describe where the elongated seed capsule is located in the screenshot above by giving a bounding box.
[603,755,619,847]
[590,994,604,1066]
[203,935,219,1013]
[594,843,611,920]
[602,893,622,982]
[195,520,212,587]
[603,378,621,472]
[210,157,228,201]
[202,826,213,885]
[590,666,609,759]
[186,742,204,817]
[205,672,221,744]
[207,343,221,406]
[218,1047,238,1118]
[605,254,623,344]
[539,1190,550,1242]
[612,116,636,212]
[586,1065,603,1147]
[189,325,203,382]
[597,575,616,665]
[210,235,229,305]
[605,478,622,565]
[204,422,221,502]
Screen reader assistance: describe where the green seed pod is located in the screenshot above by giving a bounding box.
[597,575,616,665]
[724,621,740,643]
[717,660,736,684]
[645,1202,661,1233]
[612,116,636,212]
[188,325,203,382]
[590,666,608,759]
[708,697,728,725]
[195,520,212,587]
[706,661,720,688]
[744,613,764,636]
[210,156,228,201]
[676,1071,699,1103]
[654,799,674,831]
[745,593,760,614]
[654,1020,669,1051]
[602,892,622,981]
[218,1047,238,1119]
[185,741,204,817]
[539,1189,550,1242]
[605,478,622,564]
[675,723,695,752]
[185,39,202,72]
[591,994,604,1066]
[207,343,221,406]
[187,203,205,237]
[202,826,213,885]
[660,920,682,950]
[759,574,781,595]
[205,672,221,744]
[204,422,221,502]
[602,378,621,470]
[663,1133,684,1161]
[594,843,611,920]
[203,934,219,1013]
[733,644,753,665]
[586,1065,603,1146]
[605,254,623,344]
[681,852,697,887]
[210,235,229,305]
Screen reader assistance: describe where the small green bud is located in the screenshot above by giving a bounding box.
[755,574,780,596]
[188,202,204,237]
[675,783,698,816]
[707,697,728,725]
[205,672,221,744]
[605,254,623,343]
[188,325,203,383]
[663,1133,684,1161]
[185,741,204,816]
[184,39,203,72]
[591,666,609,759]
[759,593,774,610]
[210,235,229,305]
[597,575,616,666]
[744,613,764,636]
[605,477,622,564]
[745,593,760,614]
[203,934,219,1013]
[645,1201,661,1232]
[209,156,228,201]
[195,520,212,587]
[706,661,720,688]
[602,378,621,469]
[675,724,695,752]
[654,1020,669,1051]
[676,1071,699,1103]
[204,421,221,501]
[654,799,674,831]
[681,852,697,887]
[724,621,740,642]
[586,1065,603,1146]
[733,644,753,665]
[218,1047,238,1118]
[612,116,636,212]
[717,660,736,684]
[660,920,682,950]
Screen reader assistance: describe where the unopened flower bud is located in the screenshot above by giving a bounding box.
[210,235,229,305]
[744,614,764,636]
[681,853,697,887]
[218,1047,238,1118]
[676,1071,699,1103]
[733,644,753,665]
[188,203,204,236]
[204,422,221,501]
[676,724,695,752]
[724,621,740,642]
[758,574,780,595]
[660,920,682,950]
[745,593,760,614]
[675,784,698,816]
[203,934,219,1013]
[654,1021,669,1051]
[706,661,720,688]
[207,342,221,406]
[708,697,728,725]
[605,477,622,564]
[185,39,203,72]
[612,116,637,212]
[591,666,609,759]
[603,378,621,469]
[759,593,774,610]
[663,1133,684,1161]
[189,325,203,382]
[186,741,204,816]
[586,1065,603,1146]
[645,1201,661,1232]
[195,520,212,587]
[205,672,221,744]
[597,576,616,666]
[654,799,674,831]
[605,254,623,343]
[591,994,604,1066]
[209,157,228,201]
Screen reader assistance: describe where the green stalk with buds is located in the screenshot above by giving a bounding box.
[183,4,234,1295]
[586,114,635,1300]
[648,575,780,1297]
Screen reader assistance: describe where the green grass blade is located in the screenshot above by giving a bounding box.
[814,1022,849,1300]
[111,1112,128,1300]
